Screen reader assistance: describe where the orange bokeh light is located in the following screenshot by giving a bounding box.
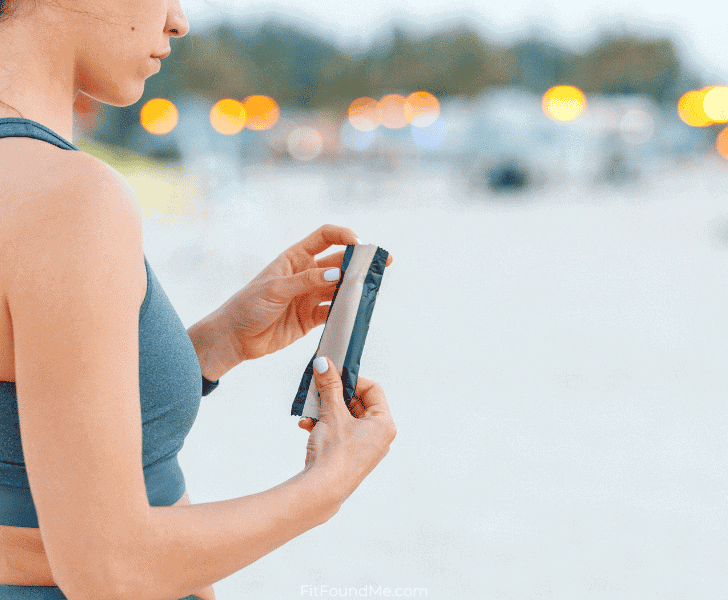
[348,97,380,132]
[140,98,178,135]
[717,126,728,161]
[404,91,440,127]
[244,95,280,131]
[677,90,714,127]
[542,85,587,122]
[377,94,409,129]
[210,99,247,135]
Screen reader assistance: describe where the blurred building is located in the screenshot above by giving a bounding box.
[113,87,717,191]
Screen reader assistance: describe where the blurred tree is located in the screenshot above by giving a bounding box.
[512,39,571,93]
[571,35,682,102]
[91,17,696,148]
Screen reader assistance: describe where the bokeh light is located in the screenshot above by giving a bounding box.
[703,86,728,123]
[244,95,280,130]
[404,91,440,127]
[340,120,376,151]
[348,97,380,132]
[377,94,409,129]
[619,109,655,145]
[542,86,587,122]
[287,126,323,161]
[677,89,714,127]
[210,99,247,135]
[140,98,178,135]
[717,126,728,161]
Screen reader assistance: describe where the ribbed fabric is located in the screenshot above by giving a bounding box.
[0,119,205,600]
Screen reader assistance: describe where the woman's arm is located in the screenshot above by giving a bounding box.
[7,153,342,600]
[116,469,339,600]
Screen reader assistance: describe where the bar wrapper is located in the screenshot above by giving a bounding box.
[291,244,389,419]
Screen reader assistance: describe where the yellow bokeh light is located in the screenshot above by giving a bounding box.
[717,126,728,161]
[210,99,247,135]
[348,97,380,132]
[404,91,440,127]
[377,94,409,129]
[703,86,728,122]
[244,95,280,131]
[542,86,587,122]
[677,90,714,127]
[140,98,178,135]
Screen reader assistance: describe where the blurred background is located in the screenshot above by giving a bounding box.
[71,0,728,597]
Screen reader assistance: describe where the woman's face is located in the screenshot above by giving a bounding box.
[53,0,190,106]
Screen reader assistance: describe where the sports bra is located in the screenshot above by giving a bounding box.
[0,117,205,527]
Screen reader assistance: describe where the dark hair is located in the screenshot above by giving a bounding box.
[0,0,24,24]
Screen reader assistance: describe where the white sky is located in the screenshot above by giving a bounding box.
[179,0,728,84]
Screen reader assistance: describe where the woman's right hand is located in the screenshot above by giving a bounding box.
[299,356,397,508]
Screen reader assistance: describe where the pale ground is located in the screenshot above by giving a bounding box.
[120,149,728,599]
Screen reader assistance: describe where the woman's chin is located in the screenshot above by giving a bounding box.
[90,85,146,109]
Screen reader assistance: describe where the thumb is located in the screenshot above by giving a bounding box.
[313,356,347,422]
[281,268,340,299]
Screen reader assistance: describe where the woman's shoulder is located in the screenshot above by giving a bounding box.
[1,134,97,178]
[0,141,147,335]
[1,142,140,235]
[0,142,143,298]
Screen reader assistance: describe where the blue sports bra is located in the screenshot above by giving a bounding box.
[0,117,207,527]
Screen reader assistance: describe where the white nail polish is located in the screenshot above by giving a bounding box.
[324,267,340,281]
[356,237,363,245]
[313,356,328,374]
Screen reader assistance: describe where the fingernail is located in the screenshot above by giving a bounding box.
[313,356,328,374]
[299,417,307,423]
[324,267,340,281]
[356,237,363,245]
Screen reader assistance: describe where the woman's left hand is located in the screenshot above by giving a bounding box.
[217,224,394,366]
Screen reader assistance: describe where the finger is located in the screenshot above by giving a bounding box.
[297,224,359,259]
[353,375,392,417]
[316,249,394,270]
[346,397,365,419]
[271,267,339,302]
[315,250,346,270]
[313,304,331,327]
[298,417,314,432]
[313,356,350,422]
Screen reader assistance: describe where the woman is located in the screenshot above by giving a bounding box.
[0,0,397,598]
